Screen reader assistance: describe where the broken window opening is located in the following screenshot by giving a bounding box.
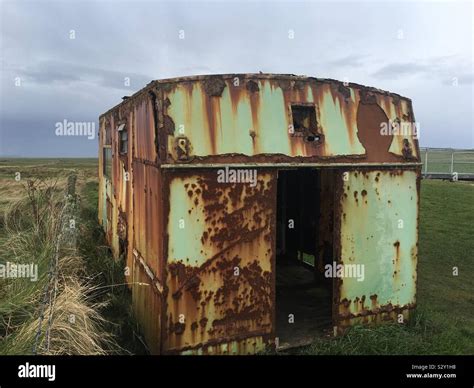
[290,104,323,144]
[291,105,317,132]
[103,147,112,179]
[104,125,112,146]
[118,124,128,155]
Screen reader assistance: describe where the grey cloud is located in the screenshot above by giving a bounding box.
[372,56,473,85]
[14,61,152,91]
[327,54,368,68]
[372,62,432,79]
[1,0,472,156]
[0,117,98,157]
[441,73,474,86]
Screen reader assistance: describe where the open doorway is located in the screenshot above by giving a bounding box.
[275,169,334,350]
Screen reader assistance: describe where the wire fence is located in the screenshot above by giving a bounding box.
[32,174,78,354]
[420,148,474,180]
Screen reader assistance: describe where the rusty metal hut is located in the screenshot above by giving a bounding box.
[98,74,421,354]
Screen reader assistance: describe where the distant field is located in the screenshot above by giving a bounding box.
[0,157,97,179]
[0,158,97,213]
[420,149,474,174]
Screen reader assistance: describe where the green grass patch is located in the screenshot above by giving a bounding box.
[0,178,117,354]
[294,310,464,355]
[78,180,148,354]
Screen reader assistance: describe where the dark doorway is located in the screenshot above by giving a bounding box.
[275,169,334,350]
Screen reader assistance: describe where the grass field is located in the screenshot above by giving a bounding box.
[78,179,148,354]
[0,158,472,355]
[0,158,146,354]
[0,158,97,213]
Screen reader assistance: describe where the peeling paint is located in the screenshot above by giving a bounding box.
[98,74,421,354]
[336,169,419,326]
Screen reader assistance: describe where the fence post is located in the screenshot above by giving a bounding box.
[450,150,454,174]
[424,149,428,175]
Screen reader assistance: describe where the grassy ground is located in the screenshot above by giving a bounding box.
[78,180,148,354]
[0,158,145,354]
[1,158,472,355]
[0,175,117,354]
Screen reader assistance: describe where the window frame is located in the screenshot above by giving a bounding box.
[117,123,128,155]
[103,146,112,179]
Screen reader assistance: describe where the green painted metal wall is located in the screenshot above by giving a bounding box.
[337,169,418,322]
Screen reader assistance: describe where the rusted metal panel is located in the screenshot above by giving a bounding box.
[114,154,130,214]
[375,95,419,160]
[98,111,122,257]
[97,119,105,228]
[98,117,109,230]
[315,169,336,274]
[179,336,266,355]
[111,110,134,264]
[164,78,363,160]
[132,161,164,279]
[313,82,365,156]
[158,75,419,165]
[105,197,113,243]
[134,97,158,163]
[98,74,420,166]
[132,256,162,354]
[162,169,276,353]
[98,74,422,354]
[335,169,419,328]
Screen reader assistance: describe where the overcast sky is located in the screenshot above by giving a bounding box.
[0,0,472,157]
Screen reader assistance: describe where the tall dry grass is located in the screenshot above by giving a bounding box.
[0,178,120,355]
